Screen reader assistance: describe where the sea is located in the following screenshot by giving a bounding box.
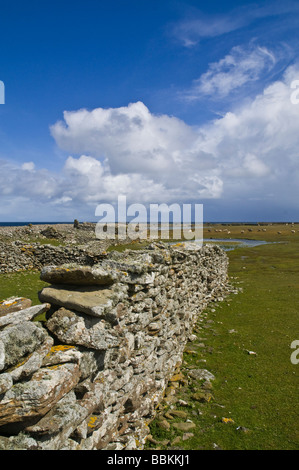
[0,222,74,227]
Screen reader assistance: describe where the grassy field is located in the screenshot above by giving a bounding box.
[0,223,298,449]
[146,223,299,450]
[0,271,48,305]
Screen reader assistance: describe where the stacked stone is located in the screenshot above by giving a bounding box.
[0,242,229,450]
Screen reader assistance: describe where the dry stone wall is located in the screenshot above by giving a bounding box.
[0,240,111,273]
[0,242,229,450]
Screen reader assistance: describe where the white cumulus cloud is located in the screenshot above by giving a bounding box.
[50,101,221,202]
[2,64,299,221]
[49,67,299,211]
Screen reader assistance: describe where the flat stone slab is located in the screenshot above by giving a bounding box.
[40,265,117,286]
[0,303,50,328]
[38,285,114,317]
[0,297,32,317]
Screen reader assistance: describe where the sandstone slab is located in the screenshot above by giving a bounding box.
[0,303,50,328]
[40,264,117,286]
[38,285,114,318]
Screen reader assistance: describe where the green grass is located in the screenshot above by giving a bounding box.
[0,271,48,306]
[107,240,150,252]
[147,233,299,450]
[30,238,66,246]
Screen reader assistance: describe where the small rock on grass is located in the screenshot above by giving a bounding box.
[188,368,215,382]
[182,433,194,441]
[246,350,257,356]
[192,392,213,403]
[168,410,188,419]
[156,419,171,431]
[178,399,188,406]
[171,436,182,446]
[236,426,250,433]
[188,334,197,342]
[172,422,196,432]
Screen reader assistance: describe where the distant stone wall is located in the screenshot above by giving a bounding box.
[0,242,229,450]
[0,240,110,273]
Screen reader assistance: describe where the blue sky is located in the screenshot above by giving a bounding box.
[1,0,299,222]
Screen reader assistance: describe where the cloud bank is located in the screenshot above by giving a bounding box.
[1,64,299,220]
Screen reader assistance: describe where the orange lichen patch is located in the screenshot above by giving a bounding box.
[0,299,19,307]
[221,417,235,424]
[169,372,184,382]
[87,415,100,429]
[0,296,33,317]
[51,345,75,352]
[46,345,76,357]
[46,364,64,370]
[135,439,141,448]
[94,375,105,384]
